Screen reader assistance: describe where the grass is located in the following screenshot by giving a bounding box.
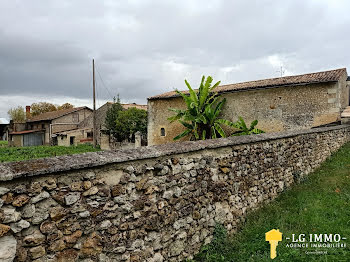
[0,141,8,147]
[189,142,350,262]
[0,144,100,162]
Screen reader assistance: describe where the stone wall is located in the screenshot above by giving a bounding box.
[100,133,146,151]
[0,125,349,261]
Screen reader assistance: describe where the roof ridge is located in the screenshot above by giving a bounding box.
[148,67,347,100]
[28,106,91,122]
[106,102,147,105]
[218,68,346,88]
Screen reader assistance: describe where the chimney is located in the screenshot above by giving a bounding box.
[26,106,31,119]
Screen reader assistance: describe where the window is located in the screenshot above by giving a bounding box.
[87,132,93,138]
[70,136,75,145]
[72,113,79,123]
[160,128,165,136]
[41,124,45,129]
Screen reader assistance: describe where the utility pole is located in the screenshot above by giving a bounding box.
[92,59,97,148]
[277,66,285,77]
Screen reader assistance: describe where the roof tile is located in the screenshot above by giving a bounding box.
[106,102,147,111]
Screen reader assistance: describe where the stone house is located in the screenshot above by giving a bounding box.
[8,107,92,147]
[54,128,93,146]
[147,68,349,145]
[78,102,147,148]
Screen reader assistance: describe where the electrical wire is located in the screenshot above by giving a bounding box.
[95,65,115,101]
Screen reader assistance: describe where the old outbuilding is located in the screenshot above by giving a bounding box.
[8,107,92,147]
[147,68,349,145]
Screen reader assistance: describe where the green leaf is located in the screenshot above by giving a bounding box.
[249,119,258,130]
[213,98,226,120]
[199,75,205,91]
[217,119,240,129]
[175,89,192,109]
[198,114,207,124]
[236,117,248,131]
[231,131,247,136]
[179,120,193,130]
[185,79,198,106]
[211,126,217,139]
[173,129,192,140]
[211,80,221,90]
[202,129,206,140]
[214,123,226,138]
[251,128,265,134]
[199,76,212,108]
[193,129,199,140]
[168,108,184,114]
[167,115,181,122]
[207,96,220,109]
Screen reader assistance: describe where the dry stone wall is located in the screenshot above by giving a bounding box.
[0,125,349,262]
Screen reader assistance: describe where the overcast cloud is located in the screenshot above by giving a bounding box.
[0,0,349,118]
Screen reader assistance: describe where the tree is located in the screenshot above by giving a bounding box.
[8,106,26,123]
[31,102,57,116]
[168,76,228,141]
[30,102,75,116]
[114,107,147,142]
[218,117,265,136]
[105,95,124,137]
[57,103,74,110]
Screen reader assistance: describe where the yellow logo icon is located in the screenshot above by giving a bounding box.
[265,229,282,259]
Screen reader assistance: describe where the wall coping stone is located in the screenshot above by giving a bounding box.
[1,124,349,182]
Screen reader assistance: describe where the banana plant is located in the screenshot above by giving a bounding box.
[217,117,265,136]
[168,76,228,141]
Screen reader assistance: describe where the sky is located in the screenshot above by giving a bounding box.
[1,0,350,119]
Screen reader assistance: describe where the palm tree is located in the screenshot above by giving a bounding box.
[168,76,228,141]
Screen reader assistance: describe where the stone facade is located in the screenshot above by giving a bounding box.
[50,108,92,134]
[0,125,349,261]
[56,128,93,147]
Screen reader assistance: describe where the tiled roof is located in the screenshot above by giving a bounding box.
[148,68,347,100]
[107,102,147,111]
[121,103,147,111]
[9,129,45,135]
[27,107,92,122]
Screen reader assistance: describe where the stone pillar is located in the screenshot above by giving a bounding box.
[135,131,142,148]
[100,133,111,150]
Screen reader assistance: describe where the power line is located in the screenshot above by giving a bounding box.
[95,80,101,109]
[276,66,285,77]
[95,66,115,100]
